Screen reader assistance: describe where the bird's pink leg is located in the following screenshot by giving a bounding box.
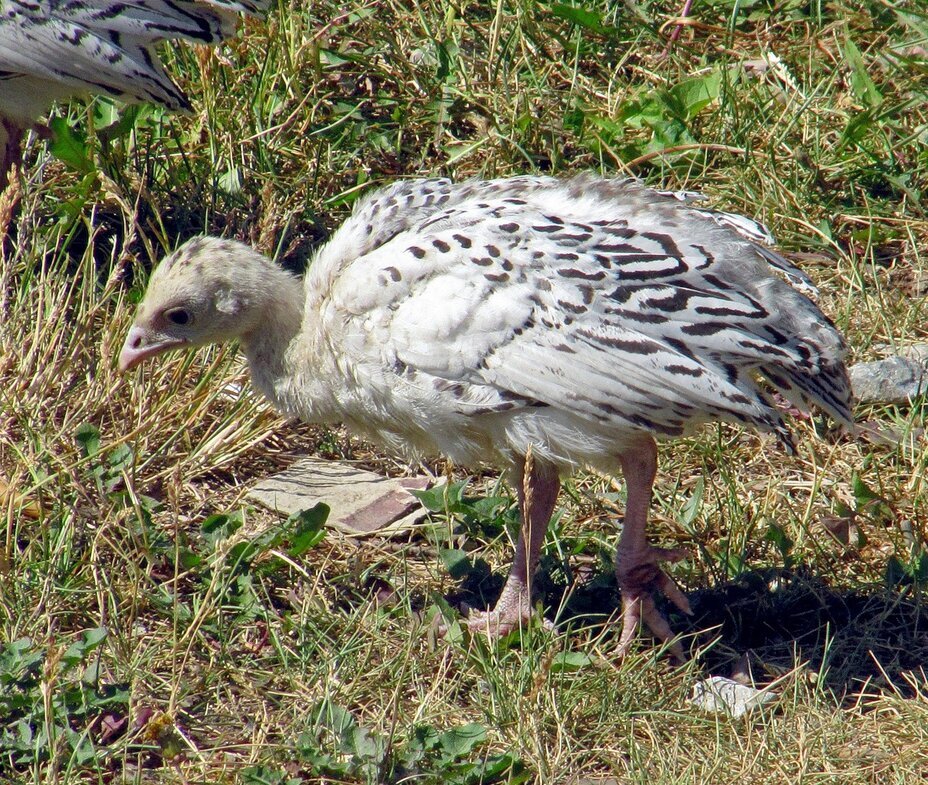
[465,450,560,635]
[615,436,692,661]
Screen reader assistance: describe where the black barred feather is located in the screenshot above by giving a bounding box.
[125,174,852,476]
[0,0,270,119]
[0,0,271,187]
[293,174,852,466]
[121,173,853,654]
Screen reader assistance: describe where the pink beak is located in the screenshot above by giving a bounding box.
[118,325,187,371]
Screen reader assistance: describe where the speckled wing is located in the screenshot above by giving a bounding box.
[0,0,270,118]
[332,177,850,446]
[336,175,819,298]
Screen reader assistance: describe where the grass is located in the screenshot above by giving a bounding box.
[1,0,928,781]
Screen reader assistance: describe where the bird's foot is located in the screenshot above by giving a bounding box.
[444,578,553,638]
[461,603,553,637]
[615,545,692,662]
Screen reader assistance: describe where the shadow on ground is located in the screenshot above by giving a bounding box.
[451,562,928,700]
[682,568,927,697]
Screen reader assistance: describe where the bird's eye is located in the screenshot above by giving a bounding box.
[165,307,192,326]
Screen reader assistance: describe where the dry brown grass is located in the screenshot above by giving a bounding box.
[2,0,928,782]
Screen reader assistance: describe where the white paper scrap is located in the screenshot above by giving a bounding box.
[690,676,776,718]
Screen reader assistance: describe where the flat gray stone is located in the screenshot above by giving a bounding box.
[849,356,928,405]
[247,457,430,536]
[870,343,928,362]
[893,343,928,362]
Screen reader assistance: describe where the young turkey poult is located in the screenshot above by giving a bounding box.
[119,175,853,659]
[0,0,271,189]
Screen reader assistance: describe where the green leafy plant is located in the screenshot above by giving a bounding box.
[280,699,527,785]
[575,69,724,162]
[415,479,517,539]
[0,629,129,770]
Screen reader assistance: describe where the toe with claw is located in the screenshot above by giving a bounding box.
[462,603,553,637]
[615,545,692,661]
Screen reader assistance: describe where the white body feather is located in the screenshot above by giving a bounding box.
[121,174,852,650]
[246,175,851,476]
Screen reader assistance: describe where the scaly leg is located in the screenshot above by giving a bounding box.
[615,436,692,661]
[465,448,560,635]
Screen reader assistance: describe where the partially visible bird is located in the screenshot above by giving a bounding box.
[0,0,272,189]
[119,174,852,659]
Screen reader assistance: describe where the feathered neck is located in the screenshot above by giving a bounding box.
[238,267,305,413]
